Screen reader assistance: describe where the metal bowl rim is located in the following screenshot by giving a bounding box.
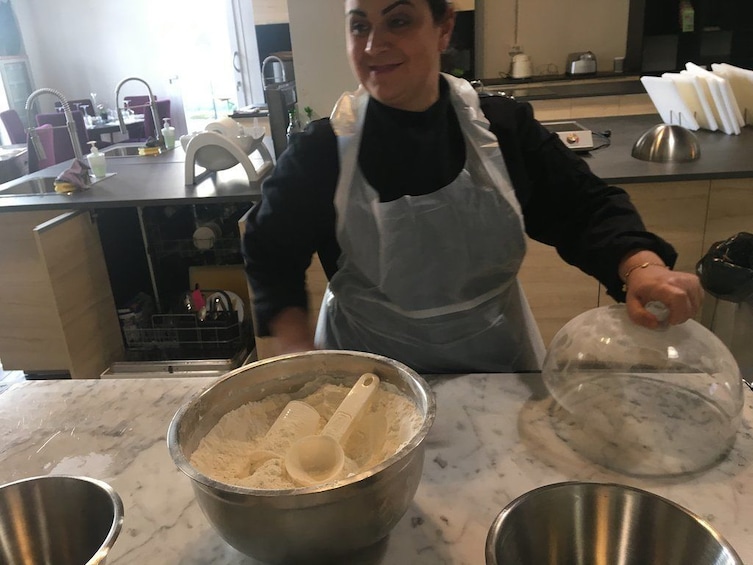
[485,481,743,564]
[167,349,437,496]
[0,474,125,564]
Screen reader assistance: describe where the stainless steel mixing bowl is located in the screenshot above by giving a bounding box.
[486,482,742,565]
[167,350,436,564]
[0,475,124,565]
[631,123,701,162]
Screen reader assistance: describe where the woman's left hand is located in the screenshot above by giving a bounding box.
[625,266,704,328]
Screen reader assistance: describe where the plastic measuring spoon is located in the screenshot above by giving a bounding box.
[285,373,380,486]
[246,400,320,475]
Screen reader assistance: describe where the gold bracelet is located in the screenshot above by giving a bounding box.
[621,262,667,292]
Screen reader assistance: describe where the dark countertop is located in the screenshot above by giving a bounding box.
[0,145,266,212]
[1,114,751,213]
[479,74,646,101]
[574,114,753,184]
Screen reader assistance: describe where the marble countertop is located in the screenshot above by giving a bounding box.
[0,374,751,564]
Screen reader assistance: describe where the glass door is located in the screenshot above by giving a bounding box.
[227,0,265,111]
[171,0,264,132]
[171,1,235,132]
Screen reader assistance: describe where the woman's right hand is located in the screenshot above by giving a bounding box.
[269,307,316,355]
[625,267,703,328]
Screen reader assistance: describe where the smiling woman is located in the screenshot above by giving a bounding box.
[345,0,454,111]
[242,0,702,373]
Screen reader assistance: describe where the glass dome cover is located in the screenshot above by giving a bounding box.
[542,303,744,477]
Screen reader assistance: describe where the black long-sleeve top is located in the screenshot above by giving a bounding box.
[243,78,677,336]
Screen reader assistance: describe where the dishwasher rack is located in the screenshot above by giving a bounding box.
[118,291,251,361]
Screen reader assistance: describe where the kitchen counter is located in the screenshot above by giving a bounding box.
[0,143,270,212]
[575,113,753,184]
[481,74,646,101]
[3,112,752,216]
[0,374,750,564]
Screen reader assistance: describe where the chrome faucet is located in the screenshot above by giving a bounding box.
[25,87,84,162]
[114,76,163,147]
[261,55,287,85]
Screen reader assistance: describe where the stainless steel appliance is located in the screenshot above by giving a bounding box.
[262,55,297,159]
[542,121,595,152]
[96,202,256,377]
[264,81,297,159]
[566,51,597,75]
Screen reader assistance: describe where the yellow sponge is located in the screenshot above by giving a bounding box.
[139,146,161,156]
[54,182,77,193]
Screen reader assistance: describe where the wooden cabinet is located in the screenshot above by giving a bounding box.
[621,180,710,273]
[521,180,711,344]
[597,180,711,307]
[517,240,599,346]
[0,209,124,378]
[704,178,753,250]
[251,0,289,25]
[531,94,655,122]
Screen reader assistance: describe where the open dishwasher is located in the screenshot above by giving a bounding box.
[98,202,256,379]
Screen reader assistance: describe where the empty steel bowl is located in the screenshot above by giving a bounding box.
[0,475,124,565]
[167,350,435,564]
[486,482,742,565]
[632,123,701,162]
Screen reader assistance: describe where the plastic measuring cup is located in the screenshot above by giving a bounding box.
[284,373,380,486]
[246,400,320,475]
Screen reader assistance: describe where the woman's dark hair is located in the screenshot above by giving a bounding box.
[426,0,451,23]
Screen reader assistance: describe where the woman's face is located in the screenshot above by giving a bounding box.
[345,0,454,112]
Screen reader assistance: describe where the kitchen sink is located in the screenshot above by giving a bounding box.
[103,145,146,157]
[0,176,61,196]
[0,173,114,197]
[102,144,166,157]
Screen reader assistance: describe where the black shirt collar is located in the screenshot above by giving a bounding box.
[366,76,451,127]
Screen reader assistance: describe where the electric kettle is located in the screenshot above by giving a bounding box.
[511,53,533,79]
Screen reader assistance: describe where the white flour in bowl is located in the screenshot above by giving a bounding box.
[190,376,422,489]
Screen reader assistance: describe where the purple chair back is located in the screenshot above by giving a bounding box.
[27,123,56,172]
[1,108,26,144]
[35,110,90,162]
[143,99,171,140]
[124,95,155,115]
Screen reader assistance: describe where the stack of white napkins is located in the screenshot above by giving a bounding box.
[641,62,753,135]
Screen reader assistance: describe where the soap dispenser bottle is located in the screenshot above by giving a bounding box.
[286,106,303,144]
[87,141,107,178]
[161,118,176,149]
